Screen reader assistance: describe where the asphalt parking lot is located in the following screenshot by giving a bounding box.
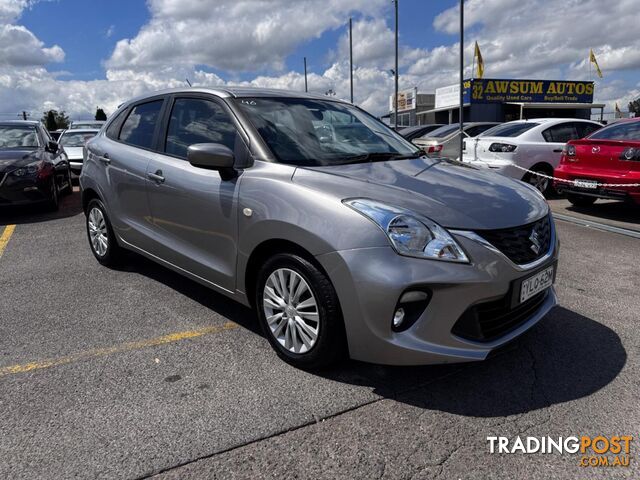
[0,191,638,480]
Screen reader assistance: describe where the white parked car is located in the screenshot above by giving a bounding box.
[462,118,602,196]
[58,128,100,174]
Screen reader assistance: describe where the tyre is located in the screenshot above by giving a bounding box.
[524,165,554,197]
[46,179,59,211]
[63,168,73,195]
[567,193,596,207]
[86,198,124,266]
[255,253,347,369]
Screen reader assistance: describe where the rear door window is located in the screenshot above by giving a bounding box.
[119,100,164,149]
[576,122,601,138]
[541,123,579,143]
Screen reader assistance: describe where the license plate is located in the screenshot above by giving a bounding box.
[520,265,554,303]
[574,178,598,189]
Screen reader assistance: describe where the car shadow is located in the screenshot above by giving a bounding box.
[0,188,83,225]
[564,200,640,227]
[117,253,626,418]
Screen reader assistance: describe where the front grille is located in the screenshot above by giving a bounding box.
[452,290,548,342]
[476,215,551,265]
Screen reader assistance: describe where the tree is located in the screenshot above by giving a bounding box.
[44,111,57,131]
[629,99,640,117]
[95,107,107,121]
[41,110,70,130]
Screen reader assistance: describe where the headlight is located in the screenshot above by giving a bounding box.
[343,198,469,263]
[489,143,517,153]
[10,161,43,177]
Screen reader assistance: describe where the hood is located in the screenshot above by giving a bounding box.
[0,149,40,173]
[292,157,548,230]
[63,146,83,159]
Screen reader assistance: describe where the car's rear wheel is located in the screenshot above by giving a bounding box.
[567,193,596,207]
[86,199,123,266]
[524,165,554,197]
[255,253,346,370]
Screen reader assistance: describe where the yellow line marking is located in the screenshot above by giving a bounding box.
[0,322,239,378]
[0,224,16,259]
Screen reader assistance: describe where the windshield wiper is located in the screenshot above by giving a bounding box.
[339,151,424,164]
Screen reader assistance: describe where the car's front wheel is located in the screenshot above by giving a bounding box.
[255,253,346,370]
[86,199,123,266]
[567,193,596,207]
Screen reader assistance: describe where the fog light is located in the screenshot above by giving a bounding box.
[392,308,405,328]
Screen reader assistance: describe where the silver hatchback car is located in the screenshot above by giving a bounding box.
[80,87,558,369]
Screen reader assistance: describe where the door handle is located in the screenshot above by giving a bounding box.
[98,152,111,164]
[147,170,165,184]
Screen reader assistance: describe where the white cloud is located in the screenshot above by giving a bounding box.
[106,0,387,73]
[1,0,640,121]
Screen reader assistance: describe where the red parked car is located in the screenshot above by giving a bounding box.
[554,118,640,206]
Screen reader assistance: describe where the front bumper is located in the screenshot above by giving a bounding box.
[316,227,559,366]
[0,173,53,205]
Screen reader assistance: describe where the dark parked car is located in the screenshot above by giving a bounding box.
[399,124,444,141]
[0,121,72,210]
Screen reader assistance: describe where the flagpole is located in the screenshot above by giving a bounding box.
[472,44,475,80]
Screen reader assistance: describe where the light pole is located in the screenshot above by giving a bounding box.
[304,57,308,92]
[458,0,464,158]
[349,17,354,103]
[394,0,399,130]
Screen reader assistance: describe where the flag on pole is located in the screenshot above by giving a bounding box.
[589,49,603,78]
[474,42,484,79]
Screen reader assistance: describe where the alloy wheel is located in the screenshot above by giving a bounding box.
[88,207,108,257]
[528,172,549,193]
[262,268,320,354]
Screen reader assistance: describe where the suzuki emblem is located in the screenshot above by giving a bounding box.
[529,228,541,255]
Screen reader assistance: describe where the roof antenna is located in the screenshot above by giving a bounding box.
[185,78,192,87]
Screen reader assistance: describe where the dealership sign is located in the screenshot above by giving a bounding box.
[435,79,594,108]
[389,87,418,113]
[472,79,594,103]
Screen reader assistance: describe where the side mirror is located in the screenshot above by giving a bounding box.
[187,143,235,170]
[46,141,59,153]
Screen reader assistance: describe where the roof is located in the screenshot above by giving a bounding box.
[505,102,606,109]
[60,128,100,134]
[0,120,40,126]
[120,86,349,108]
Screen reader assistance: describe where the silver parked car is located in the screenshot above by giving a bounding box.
[412,122,499,159]
[80,87,558,369]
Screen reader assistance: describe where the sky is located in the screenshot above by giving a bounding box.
[1,0,639,121]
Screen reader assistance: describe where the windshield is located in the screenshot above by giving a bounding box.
[234,97,420,166]
[60,131,97,147]
[481,122,539,137]
[0,125,40,149]
[421,124,461,139]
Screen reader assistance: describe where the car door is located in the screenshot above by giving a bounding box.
[540,122,581,168]
[144,95,247,293]
[92,98,165,247]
